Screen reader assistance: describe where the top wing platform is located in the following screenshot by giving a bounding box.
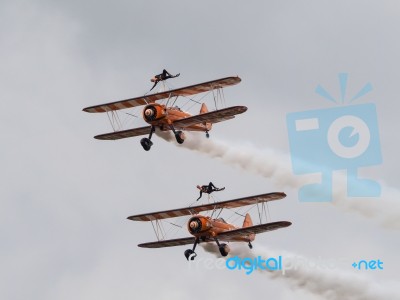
[83,76,241,113]
[127,192,286,222]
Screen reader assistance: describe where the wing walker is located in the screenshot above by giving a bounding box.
[83,74,247,151]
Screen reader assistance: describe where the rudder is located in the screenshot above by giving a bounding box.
[200,103,212,131]
[200,103,209,114]
[243,213,255,242]
[242,213,253,228]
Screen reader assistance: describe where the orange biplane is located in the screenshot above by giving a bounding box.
[83,76,247,151]
[128,192,292,260]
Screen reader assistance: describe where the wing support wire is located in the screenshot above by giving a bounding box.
[106,110,123,132]
[149,211,189,241]
[225,204,253,224]
[223,198,271,225]
[106,108,141,132]
[150,219,167,241]
[208,195,271,226]
[150,218,185,241]
[256,200,271,224]
[181,81,223,112]
[164,92,178,108]
[170,95,179,107]
[210,84,227,111]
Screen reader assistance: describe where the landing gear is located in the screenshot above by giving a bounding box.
[140,138,153,151]
[169,125,185,144]
[219,243,230,257]
[205,131,210,138]
[214,238,230,257]
[248,242,253,249]
[184,238,199,261]
[175,131,185,144]
[140,126,155,151]
[184,249,196,260]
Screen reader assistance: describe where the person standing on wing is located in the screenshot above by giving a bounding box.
[196,182,225,201]
[149,69,180,91]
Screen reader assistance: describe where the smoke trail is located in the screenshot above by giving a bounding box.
[201,243,400,300]
[157,131,400,229]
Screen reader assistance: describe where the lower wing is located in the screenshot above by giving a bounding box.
[94,126,152,140]
[173,106,247,128]
[217,221,292,241]
[137,222,291,248]
[138,237,198,248]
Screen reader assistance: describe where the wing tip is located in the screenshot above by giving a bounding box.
[281,221,292,227]
[240,105,248,113]
[82,107,99,113]
[94,134,109,140]
[127,216,143,221]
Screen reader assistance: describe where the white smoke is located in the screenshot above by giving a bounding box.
[201,243,400,300]
[157,131,400,229]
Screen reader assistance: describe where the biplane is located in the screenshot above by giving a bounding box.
[128,192,292,260]
[83,76,247,151]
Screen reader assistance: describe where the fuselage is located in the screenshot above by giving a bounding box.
[142,103,211,132]
[187,215,255,242]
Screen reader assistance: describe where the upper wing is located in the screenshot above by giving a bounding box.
[94,125,151,140]
[173,106,247,129]
[83,76,241,113]
[217,221,292,241]
[138,237,197,248]
[127,192,286,221]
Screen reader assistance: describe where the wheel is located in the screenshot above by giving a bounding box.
[206,132,210,138]
[175,131,185,144]
[140,138,152,151]
[184,249,196,260]
[140,138,153,151]
[219,243,230,257]
[248,242,253,249]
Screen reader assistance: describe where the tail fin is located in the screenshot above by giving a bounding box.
[243,213,255,241]
[242,213,253,228]
[200,103,208,114]
[200,103,212,131]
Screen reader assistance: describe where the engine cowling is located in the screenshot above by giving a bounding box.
[142,104,166,122]
[187,216,212,234]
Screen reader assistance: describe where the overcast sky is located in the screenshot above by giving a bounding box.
[1,1,399,299]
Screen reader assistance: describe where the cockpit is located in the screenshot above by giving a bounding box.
[170,106,182,111]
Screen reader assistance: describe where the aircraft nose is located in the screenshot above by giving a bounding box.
[189,221,198,229]
[144,108,154,117]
